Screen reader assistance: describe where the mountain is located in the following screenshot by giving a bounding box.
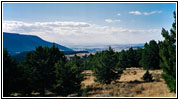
[3,32,73,55]
[71,44,144,53]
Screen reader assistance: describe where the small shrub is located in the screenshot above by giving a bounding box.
[142,70,153,82]
[81,89,88,97]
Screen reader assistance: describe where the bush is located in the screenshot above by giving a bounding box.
[142,70,153,82]
[81,89,88,97]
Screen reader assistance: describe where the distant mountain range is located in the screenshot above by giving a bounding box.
[71,44,144,52]
[3,32,73,55]
[3,32,144,56]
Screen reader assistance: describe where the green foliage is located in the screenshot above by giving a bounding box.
[91,47,122,84]
[142,70,153,82]
[16,61,36,96]
[159,12,176,93]
[4,45,85,96]
[23,44,66,96]
[118,50,128,69]
[54,59,84,96]
[118,48,143,68]
[71,55,83,70]
[135,48,143,67]
[126,48,136,67]
[140,40,160,70]
[86,54,95,70]
[3,49,20,96]
[81,89,88,97]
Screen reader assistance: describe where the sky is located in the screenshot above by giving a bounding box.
[3,3,176,47]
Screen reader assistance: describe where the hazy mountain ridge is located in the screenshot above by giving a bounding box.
[3,32,144,55]
[3,32,73,55]
[71,44,144,53]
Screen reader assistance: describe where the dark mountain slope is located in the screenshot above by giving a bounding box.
[3,32,73,55]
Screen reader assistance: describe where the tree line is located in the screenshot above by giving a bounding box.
[3,12,176,97]
[3,45,84,97]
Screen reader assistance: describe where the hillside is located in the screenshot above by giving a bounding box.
[3,32,73,55]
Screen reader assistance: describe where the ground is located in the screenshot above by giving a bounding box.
[80,68,176,97]
[11,67,176,97]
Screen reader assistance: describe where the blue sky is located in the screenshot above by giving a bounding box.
[3,3,176,46]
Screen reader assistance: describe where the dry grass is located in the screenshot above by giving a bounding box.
[134,82,176,97]
[65,53,95,59]
[81,68,176,97]
[82,70,95,88]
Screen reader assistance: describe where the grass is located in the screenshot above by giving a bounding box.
[11,68,176,97]
[81,68,176,97]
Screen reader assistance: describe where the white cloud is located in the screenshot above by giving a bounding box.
[129,10,162,16]
[117,13,121,16]
[143,11,162,15]
[129,11,142,15]
[3,20,162,46]
[105,19,121,23]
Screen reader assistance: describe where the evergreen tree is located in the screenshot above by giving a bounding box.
[92,47,122,84]
[135,48,143,67]
[140,40,160,70]
[16,59,37,96]
[118,50,128,69]
[118,48,142,68]
[24,45,66,96]
[142,70,153,82]
[126,48,136,67]
[3,49,20,96]
[54,59,84,96]
[159,12,176,93]
[71,55,83,70]
[86,54,94,70]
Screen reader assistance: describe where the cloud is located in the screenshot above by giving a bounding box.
[129,10,162,16]
[129,11,142,15]
[3,20,162,46]
[143,11,162,15]
[105,19,121,23]
[117,13,121,16]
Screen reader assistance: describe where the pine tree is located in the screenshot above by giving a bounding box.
[142,70,153,82]
[135,48,143,67]
[71,55,83,70]
[92,47,121,84]
[23,45,66,96]
[159,12,176,93]
[3,49,20,96]
[54,59,84,96]
[118,50,128,69]
[126,48,137,67]
[140,40,160,70]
